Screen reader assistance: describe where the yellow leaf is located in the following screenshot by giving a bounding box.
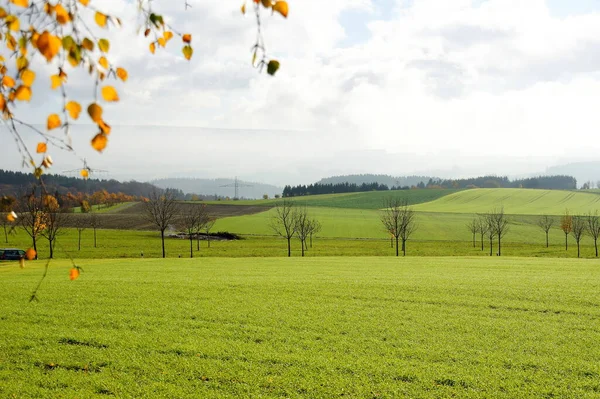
[149,42,156,54]
[41,155,53,168]
[6,35,17,51]
[157,37,166,48]
[91,133,108,152]
[0,8,6,18]
[79,0,89,6]
[6,15,19,31]
[50,74,63,89]
[65,101,81,119]
[182,45,193,60]
[15,85,31,101]
[87,103,103,122]
[164,31,173,42]
[82,38,94,51]
[2,75,15,88]
[98,56,108,69]
[7,211,17,222]
[182,34,192,43]
[19,257,25,268]
[16,56,28,71]
[10,0,28,7]
[99,120,111,135]
[47,114,61,130]
[37,31,62,62]
[21,69,35,86]
[55,4,70,24]
[101,86,119,102]
[36,142,47,153]
[116,67,128,82]
[241,3,246,14]
[273,1,288,18]
[80,169,89,179]
[95,12,107,27]
[98,38,110,53]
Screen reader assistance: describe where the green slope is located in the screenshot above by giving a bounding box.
[413,188,600,215]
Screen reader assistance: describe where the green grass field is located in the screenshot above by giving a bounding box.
[413,188,600,215]
[1,257,599,398]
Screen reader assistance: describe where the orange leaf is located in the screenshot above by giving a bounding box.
[10,0,28,7]
[80,169,89,179]
[36,142,47,153]
[47,114,61,130]
[149,42,156,54]
[182,34,192,43]
[157,37,166,48]
[2,76,15,88]
[101,86,119,102]
[66,101,81,119]
[15,85,31,101]
[273,1,288,18]
[95,12,107,27]
[25,248,36,260]
[55,4,70,24]
[99,120,111,135]
[87,103,103,122]
[98,56,109,69]
[116,67,128,82]
[37,31,62,62]
[79,0,89,5]
[82,38,94,51]
[163,31,173,42]
[91,133,108,152]
[7,211,17,222]
[50,74,63,89]
[69,268,80,280]
[261,0,273,8]
[21,69,35,86]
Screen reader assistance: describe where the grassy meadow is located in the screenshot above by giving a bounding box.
[1,257,599,398]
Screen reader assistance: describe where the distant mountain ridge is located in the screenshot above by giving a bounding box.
[544,162,600,188]
[151,178,283,199]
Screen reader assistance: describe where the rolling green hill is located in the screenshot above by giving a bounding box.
[413,188,600,215]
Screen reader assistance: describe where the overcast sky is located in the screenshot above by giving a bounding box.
[2,0,600,186]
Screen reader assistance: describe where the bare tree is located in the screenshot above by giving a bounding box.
[560,209,573,251]
[270,200,297,257]
[309,219,321,249]
[181,204,209,258]
[89,211,101,248]
[17,190,44,259]
[587,212,600,257]
[202,218,216,248]
[40,195,71,259]
[571,215,586,258]
[537,215,554,248]
[294,207,311,257]
[466,218,478,248]
[484,213,497,256]
[143,189,179,258]
[399,206,417,256]
[381,198,404,257]
[74,215,87,251]
[476,215,488,251]
[487,208,509,256]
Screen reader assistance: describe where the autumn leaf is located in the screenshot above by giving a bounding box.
[116,67,128,82]
[99,120,111,135]
[182,34,192,43]
[164,31,174,42]
[2,76,15,88]
[79,0,89,5]
[91,133,108,152]
[261,0,273,8]
[25,248,36,260]
[15,86,31,101]
[41,155,53,168]
[69,268,80,281]
[267,59,280,76]
[47,114,61,130]
[98,56,109,69]
[10,0,28,7]
[101,86,119,102]
[80,169,89,179]
[149,42,156,54]
[82,38,94,51]
[7,211,17,222]
[36,142,47,153]
[95,12,107,27]
[87,103,103,122]
[157,37,166,48]
[37,31,62,62]
[6,15,19,31]
[66,101,81,119]
[21,69,35,86]
[98,39,110,53]
[241,4,246,14]
[50,74,63,89]
[182,45,193,60]
[55,4,70,24]
[273,1,288,18]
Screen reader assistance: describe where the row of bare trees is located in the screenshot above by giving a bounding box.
[466,208,510,256]
[381,198,417,256]
[269,200,322,257]
[539,210,600,258]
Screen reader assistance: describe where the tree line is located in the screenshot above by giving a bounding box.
[283,182,389,197]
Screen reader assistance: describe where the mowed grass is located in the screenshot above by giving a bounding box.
[1,257,599,398]
[203,189,459,210]
[413,188,600,215]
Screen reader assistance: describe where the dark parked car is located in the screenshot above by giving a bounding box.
[0,248,26,261]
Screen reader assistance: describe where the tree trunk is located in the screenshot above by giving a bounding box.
[472,233,475,248]
[577,240,580,258]
[93,227,97,248]
[498,236,501,256]
[565,233,568,250]
[310,234,313,248]
[49,238,54,259]
[161,230,166,258]
[287,237,291,257]
[207,236,211,248]
[301,240,305,257]
[391,236,393,248]
[480,233,484,251]
[78,230,82,251]
[402,239,406,257]
[33,236,38,260]
[546,231,549,248]
[197,235,200,251]
[395,237,399,257]
[595,238,598,257]
[189,236,193,258]
[489,237,493,257]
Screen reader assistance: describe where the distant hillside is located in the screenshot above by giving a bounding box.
[151,178,282,199]
[544,162,600,188]
[0,169,159,197]
[317,174,435,188]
